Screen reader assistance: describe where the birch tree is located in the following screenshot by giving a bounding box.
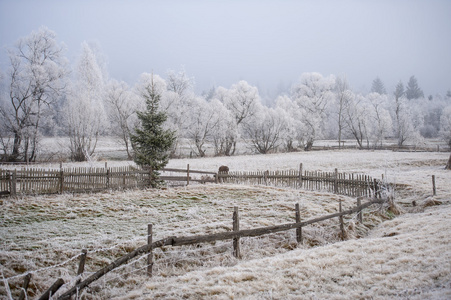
[63,42,107,161]
[333,76,353,148]
[0,27,68,162]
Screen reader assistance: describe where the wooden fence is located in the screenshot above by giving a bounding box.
[160,165,217,185]
[218,164,384,198]
[15,198,383,299]
[0,165,219,197]
[0,164,387,198]
[0,166,152,196]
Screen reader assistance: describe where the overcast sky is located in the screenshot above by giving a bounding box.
[1,0,450,97]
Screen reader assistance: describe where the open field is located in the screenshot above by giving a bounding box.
[1,150,450,299]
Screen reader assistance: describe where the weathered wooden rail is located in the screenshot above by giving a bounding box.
[49,198,384,300]
[161,165,217,185]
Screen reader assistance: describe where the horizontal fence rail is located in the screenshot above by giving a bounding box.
[53,198,384,300]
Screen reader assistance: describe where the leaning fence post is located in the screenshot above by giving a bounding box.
[38,278,64,300]
[233,207,241,258]
[76,249,88,284]
[432,175,436,196]
[147,224,153,277]
[339,199,345,240]
[18,273,32,300]
[295,203,302,243]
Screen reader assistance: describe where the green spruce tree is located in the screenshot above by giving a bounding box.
[131,75,175,185]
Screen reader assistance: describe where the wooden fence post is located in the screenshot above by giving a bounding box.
[106,168,110,189]
[334,168,338,194]
[356,197,363,223]
[11,170,17,197]
[59,169,64,194]
[76,249,88,284]
[147,224,153,277]
[18,273,32,300]
[233,207,241,258]
[187,164,190,186]
[38,278,64,300]
[373,179,379,198]
[339,200,345,240]
[264,170,268,186]
[432,175,436,196]
[295,203,302,243]
[299,163,303,189]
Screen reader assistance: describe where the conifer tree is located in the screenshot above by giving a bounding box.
[131,75,175,181]
[371,77,386,94]
[406,75,424,100]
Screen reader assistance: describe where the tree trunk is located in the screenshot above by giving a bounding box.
[304,140,314,151]
[446,152,451,170]
[12,132,21,161]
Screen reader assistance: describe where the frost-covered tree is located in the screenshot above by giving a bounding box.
[371,77,386,95]
[105,80,142,159]
[405,75,424,100]
[440,105,451,148]
[131,74,175,173]
[185,97,220,157]
[291,72,335,150]
[367,93,392,147]
[0,27,68,162]
[391,94,423,146]
[344,94,372,149]
[244,107,286,154]
[166,68,193,98]
[275,95,301,151]
[416,97,445,138]
[221,80,262,155]
[446,90,451,100]
[63,42,108,161]
[209,100,236,157]
[333,76,353,148]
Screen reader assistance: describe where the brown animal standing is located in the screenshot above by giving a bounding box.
[218,165,229,173]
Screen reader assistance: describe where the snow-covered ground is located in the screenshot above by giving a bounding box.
[0,150,450,299]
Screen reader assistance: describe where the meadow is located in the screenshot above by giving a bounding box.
[1,148,450,299]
